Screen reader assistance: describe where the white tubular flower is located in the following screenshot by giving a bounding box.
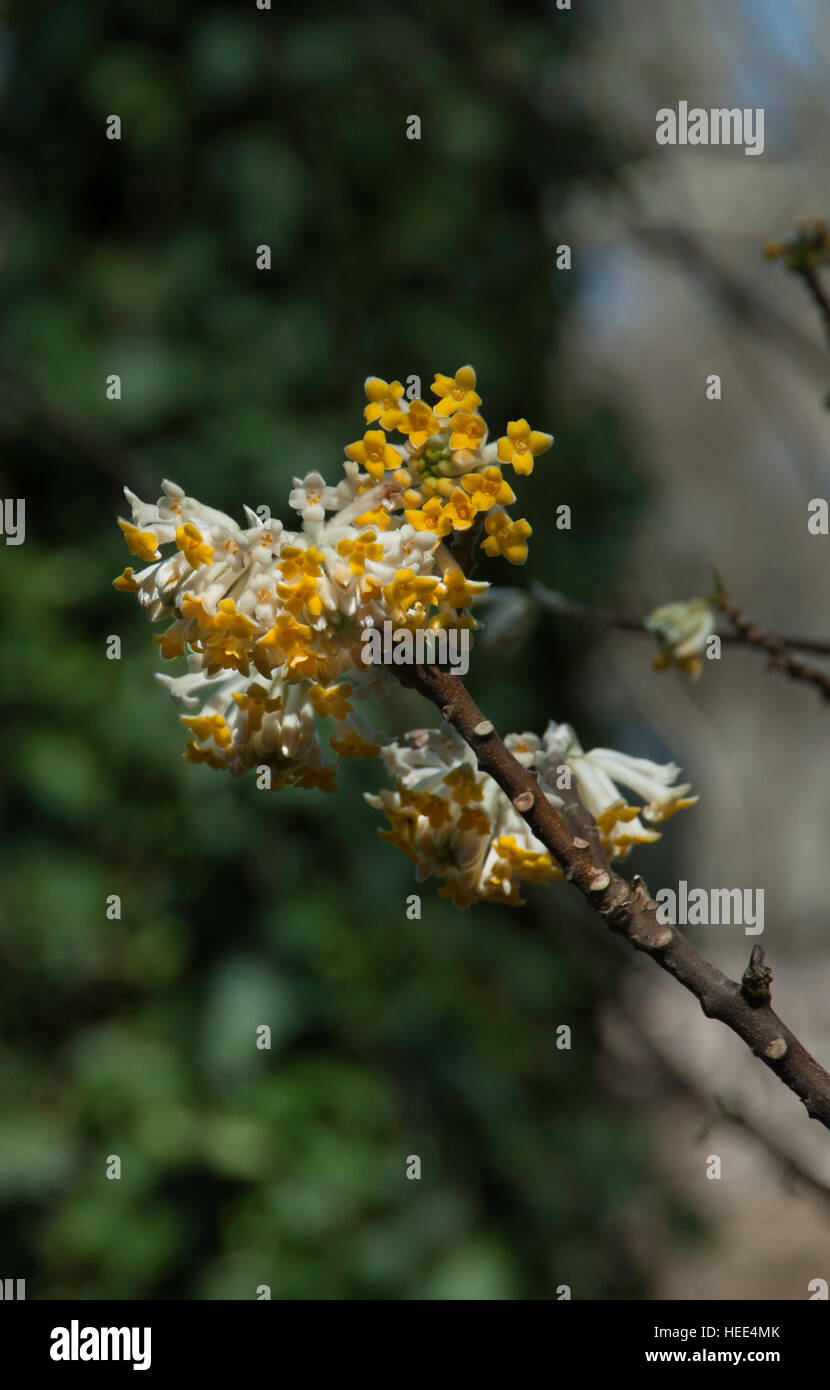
[576,747,697,825]
[535,719,696,856]
[288,471,343,524]
[366,728,561,909]
[369,718,697,903]
[646,598,716,680]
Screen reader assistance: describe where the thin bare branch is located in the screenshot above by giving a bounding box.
[714,587,830,701]
[532,584,830,659]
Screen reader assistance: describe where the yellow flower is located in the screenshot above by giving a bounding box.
[211,598,258,639]
[364,377,405,430]
[154,627,187,660]
[481,511,532,565]
[345,429,401,481]
[276,545,324,581]
[118,519,160,563]
[336,528,384,575]
[232,685,282,733]
[440,567,489,610]
[458,806,491,834]
[460,466,515,511]
[181,713,232,749]
[359,573,384,603]
[310,683,353,721]
[384,568,440,614]
[284,649,319,681]
[175,522,214,569]
[184,739,225,770]
[431,365,481,418]
[259,613,313,653]
[276,572,323,617]
[202,602,258,673]
[330,730,381,759]
[179,593,213,627]
[448,411,487,451]
[493,836,559,884]
[291,765,339,794]
[353,505,393,530]
[443,766,484,805]
[442,486,478,532]
[398,399,441,451]
[404,496,450,536]
[496,419,553,475]
[113,567,140,593]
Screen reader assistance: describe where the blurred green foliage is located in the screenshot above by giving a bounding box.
[0,0,699,1298]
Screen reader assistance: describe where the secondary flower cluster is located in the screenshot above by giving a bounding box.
[646,598,716,679]
[367,722,696,908]
[113,367,550,792]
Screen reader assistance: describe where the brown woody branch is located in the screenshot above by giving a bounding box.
[394,661,830,1133]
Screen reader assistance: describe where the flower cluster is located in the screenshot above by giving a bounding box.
[367,722,696,908]
[113,367,551,791]
[646,598,716,680]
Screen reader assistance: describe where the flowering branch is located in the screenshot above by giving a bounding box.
[394,659,830,1132]
[114,362,830,1136]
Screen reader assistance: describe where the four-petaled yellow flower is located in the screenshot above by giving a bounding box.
[310,683,353,721]
[118,519,160,563]
[232,685,282,733]
[364,377,405,430]
[176,522,214,569]
[482,511,532,565]
[277,545,324,580]
[260,613,313,653]
[443,487,478,532]
[331,730,381,759]
[441,567,489,610]
[458,806,491,835]
[398,399,440,450]
[277,572,323,617]
[448,411,487,451]
[336,529,384,575]
[444,766,485,805]
[460,466,515,512]
[496,419,553,476]
[384,568,441,614]
[345,429,401,481]
[404,495,450,536]
[431,365,482,418]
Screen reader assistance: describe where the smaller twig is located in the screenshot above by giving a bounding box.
[531,584,830,658]
[713,587,830,701]
[797,265,830,355]
[711,1095,830,1211]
